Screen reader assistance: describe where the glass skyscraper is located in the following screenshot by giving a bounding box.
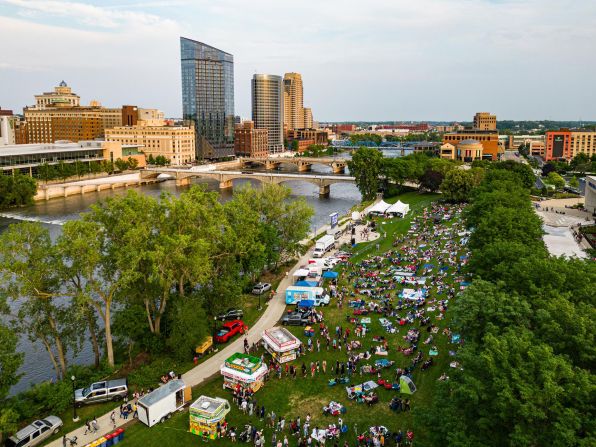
[252,74,284,154]
[180,37,234,159]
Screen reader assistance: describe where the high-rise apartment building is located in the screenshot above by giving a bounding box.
[473,112,497,131]
[303,108,313,129]
[180,37,235,159]
[252,74,284,154]
[283,73,304,131]
[234,121,269,158]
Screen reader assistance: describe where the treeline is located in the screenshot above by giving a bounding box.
[347,147,536,202]
[0,172,37,208]
[417,169,596,446]
[0,184,313,425]
[37,157,139,182]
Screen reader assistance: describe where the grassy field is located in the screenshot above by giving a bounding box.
[57,191,465,447]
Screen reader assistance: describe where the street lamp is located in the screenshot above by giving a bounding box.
[71,375,79,422]
[257,291,262,311]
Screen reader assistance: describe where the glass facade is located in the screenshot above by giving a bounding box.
[181,37,234,159]
[252,74,284,154]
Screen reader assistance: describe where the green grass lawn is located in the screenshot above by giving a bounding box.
[113,192,463,446]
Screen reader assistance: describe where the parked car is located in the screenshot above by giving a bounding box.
[74,379,128,406]
[216,308,244,321]
[5,416,62,447]
[282,312,310,326]
[252,282,271,295]
[214,320,247,343]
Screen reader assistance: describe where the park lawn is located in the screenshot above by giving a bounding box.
[117,191,464,446]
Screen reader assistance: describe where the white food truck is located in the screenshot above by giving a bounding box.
[137,379,191,427]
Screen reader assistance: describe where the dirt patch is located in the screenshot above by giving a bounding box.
[287,393,327,416]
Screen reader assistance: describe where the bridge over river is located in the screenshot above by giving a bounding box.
[141,168,356,197]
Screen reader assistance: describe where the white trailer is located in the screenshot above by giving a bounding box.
[137,379,190,427]
[313,235,335,258]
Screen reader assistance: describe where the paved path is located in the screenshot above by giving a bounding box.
[44,203,384,447]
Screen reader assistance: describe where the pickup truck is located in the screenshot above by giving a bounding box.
[74,378,128,406]
[215,320,247,343]
[216,308,244,321]
[282,312,310,326]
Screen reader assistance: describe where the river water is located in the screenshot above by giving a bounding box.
[1,162,366,394]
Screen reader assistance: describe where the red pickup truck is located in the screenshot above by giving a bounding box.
[214,320,247,343]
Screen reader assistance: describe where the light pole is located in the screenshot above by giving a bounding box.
[258,291,262,311]
[71,375,79,422]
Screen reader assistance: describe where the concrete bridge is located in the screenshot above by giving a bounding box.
[141,168,356,197]
[238,156,348,174]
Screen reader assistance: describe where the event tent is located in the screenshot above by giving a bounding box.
[367,200,391,215]
[386,200,410,217]
[399,376,417,394]
[322,271,339,279]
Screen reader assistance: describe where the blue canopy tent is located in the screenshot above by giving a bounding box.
[322,271,339,279]
[295,280,319,287]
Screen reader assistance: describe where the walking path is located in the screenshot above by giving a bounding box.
[45,203,381,447]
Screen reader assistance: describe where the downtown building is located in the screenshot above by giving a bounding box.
[544,129,596,161]
[442,111,502,160]
[283,72,316,131]
[23,82,123,144]
[252,74,284,154]
[234,121,268,158]
[180,37,235,159]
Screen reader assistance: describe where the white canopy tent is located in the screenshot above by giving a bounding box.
[386,200,410,217]
[367,200,391,215]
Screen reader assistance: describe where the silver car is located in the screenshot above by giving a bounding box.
[6,416,62,447]
[251,282,271,295]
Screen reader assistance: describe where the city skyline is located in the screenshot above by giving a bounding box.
[0,0,595,121]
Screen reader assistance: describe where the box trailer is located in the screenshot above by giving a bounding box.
[137,379,192,427]
[313,235,335,258]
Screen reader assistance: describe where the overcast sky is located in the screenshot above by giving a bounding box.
[0,0,595,121]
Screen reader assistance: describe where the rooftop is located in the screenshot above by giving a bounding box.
[138,379,185,408]
[0,142,103,157]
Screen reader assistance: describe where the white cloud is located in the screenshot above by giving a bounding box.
[0,0,595,120]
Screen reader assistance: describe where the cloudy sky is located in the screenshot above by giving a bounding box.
[0,0,594,121]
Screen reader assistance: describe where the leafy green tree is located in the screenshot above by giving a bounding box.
[347,147,383,200]
[349,133,382,146]
[0,223,79,379]
[165,293,208,361]
[0,408,19,444]
[569,176,579,188]
[154,155,169,166]
[0,323,22,399]
[545,171,565,189]
[0,173,37,208]
[440,169,477,202]
[114,158,129,172]
[147,154,155,165]
[127,157,139,170]
[418,168,443,192]
[489,160,536,189]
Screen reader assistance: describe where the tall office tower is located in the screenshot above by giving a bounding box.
[283,73,304,130]
[252,74,284,154]
[473,112,497,131]
[180,37,235,159]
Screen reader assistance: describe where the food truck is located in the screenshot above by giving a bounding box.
[285,286,326,305]
[220,353,268,393]
[189,395,231,439]
[262,326,302,364]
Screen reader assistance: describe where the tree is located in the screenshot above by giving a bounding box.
[0,408,19,444]
[0,323,23,399]
[541,162,557,177]
[0,223,79,379]
[347,147,383,200]
[165,293,208,360]
[0,173,37,208]
[418,169,444,192]
[440,169,478,202]
[114,158,129,172]
[569,176,579,188]
[545,171,565,189]
[147,154,155,165]
[489,160,535,189]
[127,157,139,170]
